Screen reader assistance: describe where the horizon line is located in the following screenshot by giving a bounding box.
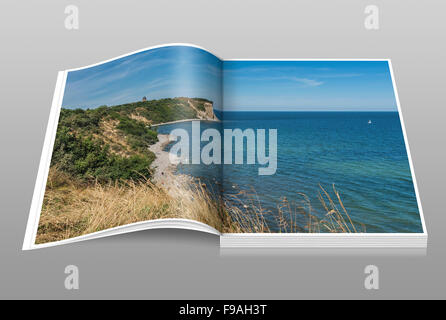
[219,109,398,112]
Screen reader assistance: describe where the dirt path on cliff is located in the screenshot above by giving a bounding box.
[187,99,206,119]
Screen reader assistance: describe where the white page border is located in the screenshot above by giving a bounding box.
[22,43,427,250]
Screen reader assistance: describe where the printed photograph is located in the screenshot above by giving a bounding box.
[34,45,423,245]
[221,60,422,234]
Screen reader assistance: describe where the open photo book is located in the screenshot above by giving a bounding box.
[23,44,427,250]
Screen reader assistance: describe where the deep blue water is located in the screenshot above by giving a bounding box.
[157,112,423,233]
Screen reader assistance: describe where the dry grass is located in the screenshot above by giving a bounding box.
[95,119,134,158]
[36,167,364,244]
[222,184,365,234]
[36,167,231,244]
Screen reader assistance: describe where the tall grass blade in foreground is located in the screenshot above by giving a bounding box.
[37,167,363,244]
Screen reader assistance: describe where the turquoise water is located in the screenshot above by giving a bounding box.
[157,112,423,233]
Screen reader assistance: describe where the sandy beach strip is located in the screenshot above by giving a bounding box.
[148,133,193,194]
[149,134,175,184]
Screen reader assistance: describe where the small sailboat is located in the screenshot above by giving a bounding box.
[368,120,372,124]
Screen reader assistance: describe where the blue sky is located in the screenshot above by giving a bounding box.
[223,60,398,111]
[62,45,397,112]
[62,46,222,110]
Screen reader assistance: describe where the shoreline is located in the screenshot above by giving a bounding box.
[148,118,220,190]
[148,134,175,185]
[148,133,193,194]
[150,118,220,128]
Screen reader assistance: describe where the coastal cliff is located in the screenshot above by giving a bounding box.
[49,97,215,183]
[37,96,226,243]
[177,97,217,121]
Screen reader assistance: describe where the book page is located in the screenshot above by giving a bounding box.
[23,47,426,249]
[219,59,425,237]
[24,44,224,249]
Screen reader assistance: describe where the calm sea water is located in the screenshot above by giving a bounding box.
[157,112,423,233]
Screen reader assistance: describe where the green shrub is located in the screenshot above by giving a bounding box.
[51,127,154,183]
[53,97,209,183]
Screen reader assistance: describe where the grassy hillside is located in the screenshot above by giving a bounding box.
[37,96,358,244]
[51,97,209,183]
[107,97,199,124]
[37,97,224,243]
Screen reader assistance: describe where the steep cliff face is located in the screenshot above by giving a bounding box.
[204,102,216,120]
[176,97,216,120]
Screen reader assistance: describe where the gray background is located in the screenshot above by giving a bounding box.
[0,0,445,299]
